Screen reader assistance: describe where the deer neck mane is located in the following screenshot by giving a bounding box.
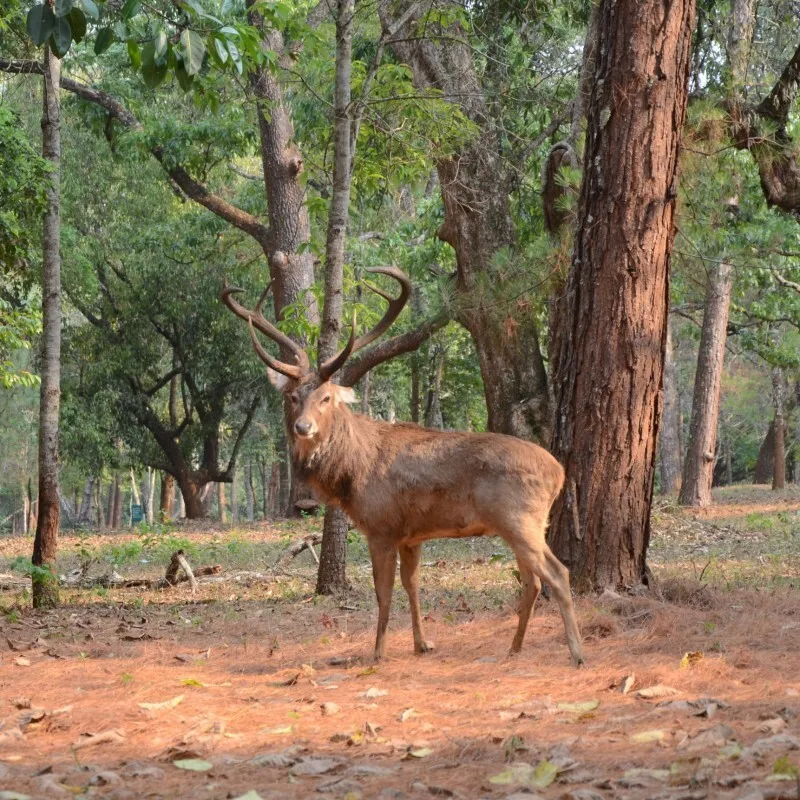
[292,406,379,503]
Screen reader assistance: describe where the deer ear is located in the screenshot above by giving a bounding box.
[267,367,292,392]
[336,386,357,405]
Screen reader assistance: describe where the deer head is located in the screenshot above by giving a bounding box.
[221,267,411,441]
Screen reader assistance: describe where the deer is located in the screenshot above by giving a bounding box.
[222,267,584,667]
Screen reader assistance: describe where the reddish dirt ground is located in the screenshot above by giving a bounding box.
[1,580,799,799]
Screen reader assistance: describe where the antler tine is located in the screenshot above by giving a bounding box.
[318,310,358,382]
[247,320,305,379]
[352,266,411,351]
[220,283,309,378]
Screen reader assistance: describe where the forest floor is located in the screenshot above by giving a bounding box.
[0,484,799,800]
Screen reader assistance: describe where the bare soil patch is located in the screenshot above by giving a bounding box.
[0,488,798,799]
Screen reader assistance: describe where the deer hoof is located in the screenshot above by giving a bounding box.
[571,655,586,669]
[415,640,435,655]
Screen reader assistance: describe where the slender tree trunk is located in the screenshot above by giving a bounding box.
[314,0,356,595]
[660,317,683,493]
[32,45,62,609]
[360,371,371,416]
[105,477,114,528]
[22,484,30,534]
[678,261,734,507]
[549,0,695,591]
[160,472,174,519]
[231,469,239,523]
[27,478,36,533]
[755,421,778,483]
[410,357,420,423]
[218,482,227,523]
[77,476,95,524]
[725,435,734,485]
[94,480,101,527]
[259,458,269,520]
[244,462,255,521]
[199,482,214,517]
[269,462,280,516]
[424,348,445,429]
[112,475,123,528]
[773,366,786,489]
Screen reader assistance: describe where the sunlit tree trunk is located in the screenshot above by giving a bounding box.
[160,472,174,519]
[679,261,733,507]
[549,0,695,590]
[32,45,62,608]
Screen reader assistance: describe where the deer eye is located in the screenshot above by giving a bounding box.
[321,395,331,404]
[290,394,299,405]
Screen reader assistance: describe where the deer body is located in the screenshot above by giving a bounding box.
[222,267,584,666]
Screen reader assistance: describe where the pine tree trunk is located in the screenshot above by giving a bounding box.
[160,473,174,519]
[678,261,733,507]
[660,317,683,493]
[32,45,62,609]
[316,506,349,595]
[755,422,777,483]
[549,0,695,591]
[773,366,786,490]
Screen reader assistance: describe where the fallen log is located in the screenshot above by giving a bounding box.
[275,533,323,567]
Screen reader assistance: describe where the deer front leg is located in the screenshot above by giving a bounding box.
[368,540,397,661]
[399,543,434,655]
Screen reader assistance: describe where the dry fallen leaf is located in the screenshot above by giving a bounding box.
[403,747,434,760]
[364,687,388,699]
[557,700,600,714]
[679,651,704,670]
[72,729,126,750]
[138,695,184,715]
[320,702,340,716]
[13,657,30,668]
[636,685,680,699]
[630,729,667,744]
[173,758,213,772]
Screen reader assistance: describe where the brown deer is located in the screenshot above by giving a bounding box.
[222,268,584,666]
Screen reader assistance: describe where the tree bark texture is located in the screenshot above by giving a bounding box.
[231,468,239,523]
[660,317,683,493]
[218,482,227,523]
[678,261,733,507]
[772,366,786,489]
[160,472,174,519]
[380,2,552,444]
[32,45,62,609]
[549,0,695,591]
[754,421,789,483]
[315,0,356,595]
[424,348,445,429]
[112,475,123,529]
[244,462,255,521]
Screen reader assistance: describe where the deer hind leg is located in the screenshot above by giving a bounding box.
[399,543,434,655]
[368,540,398,661]
[509,561,542,655]
[506,524,584,667]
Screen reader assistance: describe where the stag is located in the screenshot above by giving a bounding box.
[222,268,584,666]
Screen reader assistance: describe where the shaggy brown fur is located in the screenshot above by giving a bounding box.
[276,373,584,666]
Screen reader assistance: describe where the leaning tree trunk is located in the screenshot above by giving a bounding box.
[549,0,695,591]
[678,261,733,507]
[773,366,786,489]
[381,3,552,443]
[660,317,683,493]
[32,45,62,609]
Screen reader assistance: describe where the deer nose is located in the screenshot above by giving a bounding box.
[295,420,313,437]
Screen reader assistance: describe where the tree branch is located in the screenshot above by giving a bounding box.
[0,58,271,245]
[755,40,800,128]
[340,310,449,387]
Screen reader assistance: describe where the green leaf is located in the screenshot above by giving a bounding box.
[154,28,168,60]
[26,5,55,47]
[213,36,228,64]
[68,7,86,42]
[226,40,242,74]
[142,57,168,88]
[127,39,141,69]
[79,0,99,20]
[94,27,114,54]
[181,28,206,75]
[530,760,560,790]
[121,0,141,20]
[173,758,213,772]
[54,0,73,18]
[50,16,73,57]
[174,62,194,92]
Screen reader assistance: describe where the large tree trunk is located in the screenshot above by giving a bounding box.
[549,0,695,591]
[32,45,62,609]
[77,477,95,524]
[316,507,349,595]
[773,366,786,490]
[678,261,733,507]
[660,317,683,493]
[380,3,552,444]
